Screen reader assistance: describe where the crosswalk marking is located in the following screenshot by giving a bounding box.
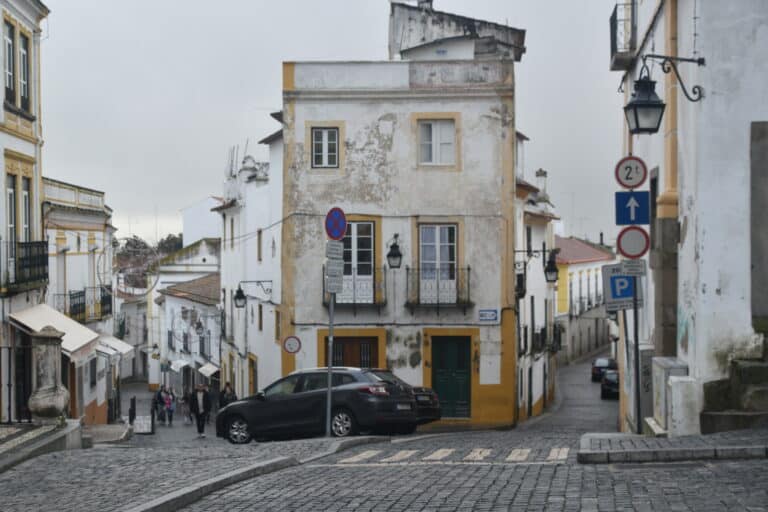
[422,448,455,461]
[546,447,569,461]
[380,450,418,462]
[339,450,383,464]
[464,448,492,461]
[506,448,531,462]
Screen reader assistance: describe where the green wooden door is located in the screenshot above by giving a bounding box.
[432,337,471,418]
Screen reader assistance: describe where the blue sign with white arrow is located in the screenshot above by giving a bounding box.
[615,191,650,226]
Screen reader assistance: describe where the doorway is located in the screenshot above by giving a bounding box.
[527,366,533,418]
[431,336,471,418]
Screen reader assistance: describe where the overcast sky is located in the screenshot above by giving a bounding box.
[41,0,623,245]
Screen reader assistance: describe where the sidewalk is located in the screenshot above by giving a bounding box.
[578,427,768,463]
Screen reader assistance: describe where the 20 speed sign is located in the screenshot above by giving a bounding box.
[615,156,648,189]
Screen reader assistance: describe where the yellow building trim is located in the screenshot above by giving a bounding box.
[657,0,679,219]
[248,353,258,395]
[4,148,35,164]
[304,120,346,173]
[556,264,569,315]
[531,395,544,417]
[345,214,383,303]
[283,62,295,91]
[315,327,387,368]
[410,112,462,172]
[0,122,37,143]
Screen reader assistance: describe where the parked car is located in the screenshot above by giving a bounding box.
[366,369,441,427]
[601,370,619,399]
[215,367,418,444]
[591,357,617,382]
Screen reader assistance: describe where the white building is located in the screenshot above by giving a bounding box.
[609,0,768,434]
[214,117,283,398]
[114,287,148,381]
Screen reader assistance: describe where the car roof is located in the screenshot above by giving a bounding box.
[289,367,366,375]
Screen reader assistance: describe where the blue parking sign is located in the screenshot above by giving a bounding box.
[610,275,634,299]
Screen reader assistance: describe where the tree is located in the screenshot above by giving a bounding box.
[157,233,183,255]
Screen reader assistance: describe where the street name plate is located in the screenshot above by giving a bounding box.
[325,258,344,277]
[620,259,647,276]
[326,240,344,260]
[602,263,644,312]
[325,275,343,294]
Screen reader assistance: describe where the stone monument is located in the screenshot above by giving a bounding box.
[27,326,70,424]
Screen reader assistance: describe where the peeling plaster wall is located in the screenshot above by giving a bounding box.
[284,60,514,394]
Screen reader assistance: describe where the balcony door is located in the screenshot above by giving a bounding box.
[419,225,456,304]
[340,222,373,304]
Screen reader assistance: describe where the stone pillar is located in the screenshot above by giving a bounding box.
[27,326,70,424]
[651,218,678,357]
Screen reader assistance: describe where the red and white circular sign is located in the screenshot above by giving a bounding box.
[615,156,648,189]
[283,336,302,354]
[617,226,650,259]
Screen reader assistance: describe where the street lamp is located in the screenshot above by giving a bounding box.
[195,320,205,336]
[544,253,559,284]
[234,285,247,309]
[386,234,403,269]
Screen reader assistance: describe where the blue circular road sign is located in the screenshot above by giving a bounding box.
[325,207,347,241]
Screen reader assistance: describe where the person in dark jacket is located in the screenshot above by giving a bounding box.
[189,383,212,437]
[219,382,238,409]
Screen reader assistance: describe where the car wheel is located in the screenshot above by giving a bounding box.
[226,416,252,444]
[331,408,357,437]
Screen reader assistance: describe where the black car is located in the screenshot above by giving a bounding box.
[366,369,441,427]
[591,357,617,382]
[216,367,418,444]
[601,370,619,399]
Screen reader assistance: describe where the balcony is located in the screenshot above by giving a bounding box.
[323,266,387,313]
[0,241,48,294]
[54,286,113,324]
[610,2,635,71]
[405,266,472,314]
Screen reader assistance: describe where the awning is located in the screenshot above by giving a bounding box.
[96,342,119,363]
[9,304,99,364]
[198,362,220,378]
[170,359,190,372]
[98,334,134,358]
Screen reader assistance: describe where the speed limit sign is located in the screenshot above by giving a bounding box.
[615,156,648,189]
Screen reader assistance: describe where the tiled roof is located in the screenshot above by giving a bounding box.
[159,273,220,306]
[555,236,615,265]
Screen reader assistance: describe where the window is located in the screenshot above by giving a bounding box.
[230,218,234,249]
[419,224,457,303]
[301,373,328,392]
[4,22,14,104]
[21,177,29,242]
[312,127,338,168]
[526,226,532,256]
[258,304,263,331]
[275,310,281,341]
[339,222,374,303]
[89,358,97,389]
[257,230,262,262]
[6,175,16,272]
[264,374,300,397]
[418,119,455,165]
[530,295,536,352]
[18,33,28,111]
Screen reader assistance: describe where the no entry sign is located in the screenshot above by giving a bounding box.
[325,207,347,241]
[617,226,650,259]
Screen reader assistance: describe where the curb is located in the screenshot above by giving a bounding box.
[123,457,298,512]
[123,435,390,512]
[577,433,768,464]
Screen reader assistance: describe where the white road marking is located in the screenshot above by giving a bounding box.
[547,447,569,461]
[506,448,531,462]
[339,450,383,464]
[310,460,561,468]
[464,448,492,461]
[422,448,455,461]
[0,426,55,455]
[380,450,418,462]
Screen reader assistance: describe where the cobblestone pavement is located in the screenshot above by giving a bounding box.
[585,427,768,451]
[183,357,768,511]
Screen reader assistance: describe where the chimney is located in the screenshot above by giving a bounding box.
[417,0,433,10]
[535,168,548,192]
[600,232,604,246]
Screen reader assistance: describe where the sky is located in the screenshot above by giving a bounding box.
[40,0,624,245]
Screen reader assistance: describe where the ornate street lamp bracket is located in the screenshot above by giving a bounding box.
[642,54,706,102]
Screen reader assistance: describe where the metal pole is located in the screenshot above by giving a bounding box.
[326,292,335,437]
[633,275,641,434]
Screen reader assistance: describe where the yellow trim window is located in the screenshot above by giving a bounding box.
[418,119,455,165]
[3,21,14,103]
[311,127,339,168]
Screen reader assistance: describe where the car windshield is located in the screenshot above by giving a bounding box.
[368,370,409,387]
[595,358,611,367]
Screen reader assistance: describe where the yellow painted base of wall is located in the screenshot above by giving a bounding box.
[148,383,159,392]
[531,396,544,417]
[83,399,108,425]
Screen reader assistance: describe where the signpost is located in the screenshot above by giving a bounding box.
[324,207,346,437]
[613,155,649,435]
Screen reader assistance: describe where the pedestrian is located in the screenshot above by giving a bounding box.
[181,388,192,426]
[189,383,211,438]
[165,387,176,426]
[219,382,238,409]
[156,386,167,425]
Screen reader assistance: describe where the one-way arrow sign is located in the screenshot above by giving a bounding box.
[615,191,650,226]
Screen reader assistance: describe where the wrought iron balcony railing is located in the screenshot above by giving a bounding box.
[405,266,472,313]
[1,240,48,294]
[323,266,387,311]
[610,2,635,71]
[53,285,113,323]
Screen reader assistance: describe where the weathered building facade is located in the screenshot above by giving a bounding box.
[276,2,527,427]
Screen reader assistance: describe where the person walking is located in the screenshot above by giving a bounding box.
[156,386,167,426]
[181,388,192,426]
[165,388,176,426]
[219,382,238,409]
[189,383,211,438]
